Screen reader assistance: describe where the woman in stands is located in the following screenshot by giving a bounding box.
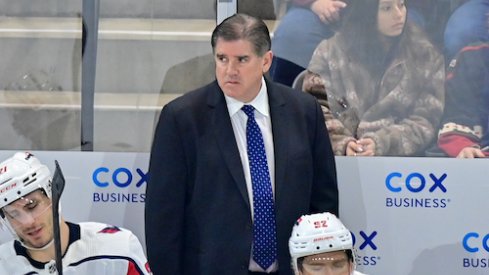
[303,0,444,156]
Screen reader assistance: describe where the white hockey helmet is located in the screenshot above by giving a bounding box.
[0,152,52,210]
[289,212,353,273]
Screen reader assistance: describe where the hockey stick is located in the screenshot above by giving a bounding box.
[51,160,66,275]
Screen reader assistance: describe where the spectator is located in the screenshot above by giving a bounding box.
[0,152,151,274]
[269,0,431,87]
[270,0,349,86]
[438,42,489,158]
[444,0,489,61]
[303,0,445,156]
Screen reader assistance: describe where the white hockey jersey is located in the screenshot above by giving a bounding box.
[0,222,151,274]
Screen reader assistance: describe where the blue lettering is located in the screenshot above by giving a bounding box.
[385,197,449,208]
[463,232,479,252]
[92,192,145,203]
[93,167,110,187]
[352,231,378,250]
[385,172,447,193]
[92,167,148,188]
[464,233,489,253]
[135,168,149,187]
[405,173,425,192]
[483,234,489,252]
[112,168,132,188]
[429,173,447,193]
[359,231,378,250]
[463,258,489,268]
[385,172,402,192]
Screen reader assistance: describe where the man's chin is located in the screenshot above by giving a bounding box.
[222,88,240,98]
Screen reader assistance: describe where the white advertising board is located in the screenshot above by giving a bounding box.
[0,151,487,274]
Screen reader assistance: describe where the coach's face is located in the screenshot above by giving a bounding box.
[214,38,272,103]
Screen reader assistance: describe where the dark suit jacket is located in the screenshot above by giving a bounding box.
[145,79,338,275]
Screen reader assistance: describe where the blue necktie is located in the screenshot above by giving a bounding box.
[242,105,277,270]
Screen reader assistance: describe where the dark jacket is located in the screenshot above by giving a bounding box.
[145,79,338,275]
[438,42,489,156]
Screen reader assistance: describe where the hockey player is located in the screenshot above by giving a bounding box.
[289,212,366,275]
[0,152,151,274]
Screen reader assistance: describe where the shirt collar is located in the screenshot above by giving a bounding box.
[225,77,270,117]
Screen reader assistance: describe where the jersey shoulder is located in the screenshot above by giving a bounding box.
[0,241,16,259]
[79,222,135,243]
[0,241,38,274]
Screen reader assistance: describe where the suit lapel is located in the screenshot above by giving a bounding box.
[267,81,289,207]
[206,80,290,211]
[208,83,250,210]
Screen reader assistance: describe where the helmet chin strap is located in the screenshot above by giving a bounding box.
[21,238,54,251]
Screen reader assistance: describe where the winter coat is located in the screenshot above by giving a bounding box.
[303,25,445,156]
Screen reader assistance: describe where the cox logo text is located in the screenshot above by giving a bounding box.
[386,172,447,193]
[93,167,148,188]
[351,231,378,250]
[463,232,489,253]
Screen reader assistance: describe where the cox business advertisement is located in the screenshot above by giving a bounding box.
[0,151,487,275]
[337,157,489,274]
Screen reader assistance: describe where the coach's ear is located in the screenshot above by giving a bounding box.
[262,50,273,74]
